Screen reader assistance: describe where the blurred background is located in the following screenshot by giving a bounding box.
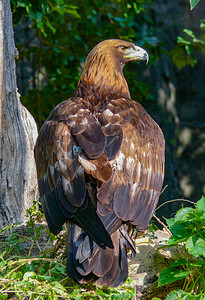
[11,0,205,220]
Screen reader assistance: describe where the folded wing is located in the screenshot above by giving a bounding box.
[34,98,113,248]
[34,96,165,286]
[96,98,165,232]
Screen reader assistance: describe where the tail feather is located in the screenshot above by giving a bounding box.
[67,223,98,282]
[66,220,135,287]
[71,194,113,250]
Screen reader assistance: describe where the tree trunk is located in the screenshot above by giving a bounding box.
[0,0,38,228]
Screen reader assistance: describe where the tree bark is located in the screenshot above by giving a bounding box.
[0,0,38,228]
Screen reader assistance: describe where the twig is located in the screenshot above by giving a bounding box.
[152,214,172,235]
[160,185,168,195]
[35,240,42,253]
[3,257,65,279]
[41,236,51,252]
[0,289,68,299]
[28,241,34,256]
[19,33,38,53]
[156,198,196,211]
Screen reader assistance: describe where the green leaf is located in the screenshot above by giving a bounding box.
[167,235,187,246]
[200,22,205,30]
[158,266,191,287]
[166,290,205,299]
[190,0,201,10]
[170,223,193,239]
[186,236,205,257]
[0,293,8,300]
[16,271,23,279]
[183,29,195,38]
[23,271,37,281]
[193,37,205,44]
[174,207,194,222]
[166,290,187,300]
[172,44,197,69]
[170,258,188,267]
[190,260,204,267]
[185,44,193,55]
[196,196,205,211]
[186,56,197,67]
[165,217,175,228]
[177,36,191,45]
[133,2,143,14]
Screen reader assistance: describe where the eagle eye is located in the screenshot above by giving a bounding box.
[119,45,129,51]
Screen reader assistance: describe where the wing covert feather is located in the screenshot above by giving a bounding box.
[34,98,114,247]
[36,97,165,235]
[97,98,165,232]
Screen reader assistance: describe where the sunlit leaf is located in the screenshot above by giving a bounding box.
[174,207,194,222]
[183,29,195,38]
[190,0,201,10]
[166,290,187,300]
[167,235,187,246]
[193,37,205,44]
[158,266,191,286]
[190,260,204,267]
[186,236,205,257]
[177,36,192,45]
[200,22,205,30]
[23,271,37,281]
[196,196,205,211]
[167,290,205,299]
[165,217,175,228]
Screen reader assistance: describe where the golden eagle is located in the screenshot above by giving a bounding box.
[34,39,165,287]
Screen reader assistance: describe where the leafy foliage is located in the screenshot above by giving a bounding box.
[171,0,204,69]
[155,197,205,299]
[172,21,205,69]
[0,202,135,299]
[154,290,205,300]
[11,0,161,128]
[11,0,80,35]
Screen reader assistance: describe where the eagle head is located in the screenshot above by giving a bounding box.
[77,39,149,100]
[86,39,149,67]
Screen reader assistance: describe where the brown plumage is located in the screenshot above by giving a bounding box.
[34,39,165,287]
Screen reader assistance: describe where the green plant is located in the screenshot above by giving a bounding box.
[0,204,135,299]
[172,21,205,69]
[154,196,205,299]
[11,0,160,128]
[171,0,204,69]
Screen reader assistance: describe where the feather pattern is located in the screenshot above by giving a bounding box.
[34,39,165,287]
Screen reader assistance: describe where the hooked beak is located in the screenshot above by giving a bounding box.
[124,45,149,65]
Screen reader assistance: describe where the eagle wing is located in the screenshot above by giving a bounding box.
[96,98,165,232]
[34,97,113,248]
[35,96,165,242]
[35,96,165,286]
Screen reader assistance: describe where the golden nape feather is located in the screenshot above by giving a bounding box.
[34,39,165,287]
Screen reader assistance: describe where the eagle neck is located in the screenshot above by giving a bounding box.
[75,56,130,104]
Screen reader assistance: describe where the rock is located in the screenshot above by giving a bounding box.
[129,230,183,299]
